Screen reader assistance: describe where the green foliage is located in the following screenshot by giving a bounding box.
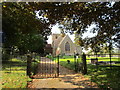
[46,54,57,61]
[46,55,52,59]
[31,56,40,75]
[17,34,45,54]
[87,43,115,55]
[2,2,120,53]
[2,2,51,54]
[32,2,120,48]
[60,61,75,70]
[74,32,84,46]
[60,55,74,59]
[86,57,119,62]
[2,53,10,62]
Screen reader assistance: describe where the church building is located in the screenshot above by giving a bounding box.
[51,33,82,56]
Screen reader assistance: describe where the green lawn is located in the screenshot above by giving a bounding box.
[59,56,119,70]
[58,55,120,89]
[2,71,31,88]
[86,57,120,62]
[86,64,120,89]
[2,58,32,88]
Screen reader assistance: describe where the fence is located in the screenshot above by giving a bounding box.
[2,54,27,74]
[2,51,40,78]
[85,54,120,72]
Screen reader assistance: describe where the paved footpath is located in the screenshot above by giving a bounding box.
[27,57,98,89]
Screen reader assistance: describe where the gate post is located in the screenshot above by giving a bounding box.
[74,54,77,72]
[82,53,87,74]
[27,54,32,77]
[57,55,59,77]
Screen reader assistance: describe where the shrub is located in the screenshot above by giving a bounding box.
[2,53,10,63]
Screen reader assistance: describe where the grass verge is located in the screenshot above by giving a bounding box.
[2,58,32,88]
[86,64,120,89]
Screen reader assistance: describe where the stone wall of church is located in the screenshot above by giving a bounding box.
[57,35,76,56]
[52,34,64,56]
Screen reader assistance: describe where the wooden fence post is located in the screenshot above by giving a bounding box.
[82,53,87,74]
[27,54,32,77]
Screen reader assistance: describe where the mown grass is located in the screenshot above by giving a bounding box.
[86,64,120,89]
[59,56,119,69]
[59,55,120,89]
[86,57,120,62]
[2,58,32,88]
[59,57,82,70]
[2,71,31,88]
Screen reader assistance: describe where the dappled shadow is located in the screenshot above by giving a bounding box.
[87,64,120,89]
[59,73,98,88]
[2,58,27,71]
[57,65,98,88]
[92,69,120,88]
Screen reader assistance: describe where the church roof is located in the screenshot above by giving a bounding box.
[58,34,68,46]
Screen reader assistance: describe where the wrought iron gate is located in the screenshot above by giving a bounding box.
[34,56,59,78]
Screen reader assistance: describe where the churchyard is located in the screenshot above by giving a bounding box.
[2,53,120,88]
[2,2,120,89]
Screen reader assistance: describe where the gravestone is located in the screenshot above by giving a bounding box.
[67,60,70,64]
[91,58,98,64]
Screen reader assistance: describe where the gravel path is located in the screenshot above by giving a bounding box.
[28,57,98,89]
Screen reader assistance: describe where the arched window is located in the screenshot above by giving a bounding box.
[55,36,58,39]
[65,42,70,51]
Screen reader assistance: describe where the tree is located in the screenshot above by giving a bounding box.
[33,2,120,49]
[74,32,84,46]
[3,2,120,54]
[2,2,51,55]
[16,34,45,54]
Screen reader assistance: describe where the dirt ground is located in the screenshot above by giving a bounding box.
[27,57,98,89]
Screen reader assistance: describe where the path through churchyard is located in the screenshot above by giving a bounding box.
[27,57,98,88]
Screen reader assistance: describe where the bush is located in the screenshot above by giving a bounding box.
[2,53,10,63]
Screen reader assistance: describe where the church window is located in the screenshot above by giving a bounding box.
[65,42,70,51]
[55,36,57,39]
